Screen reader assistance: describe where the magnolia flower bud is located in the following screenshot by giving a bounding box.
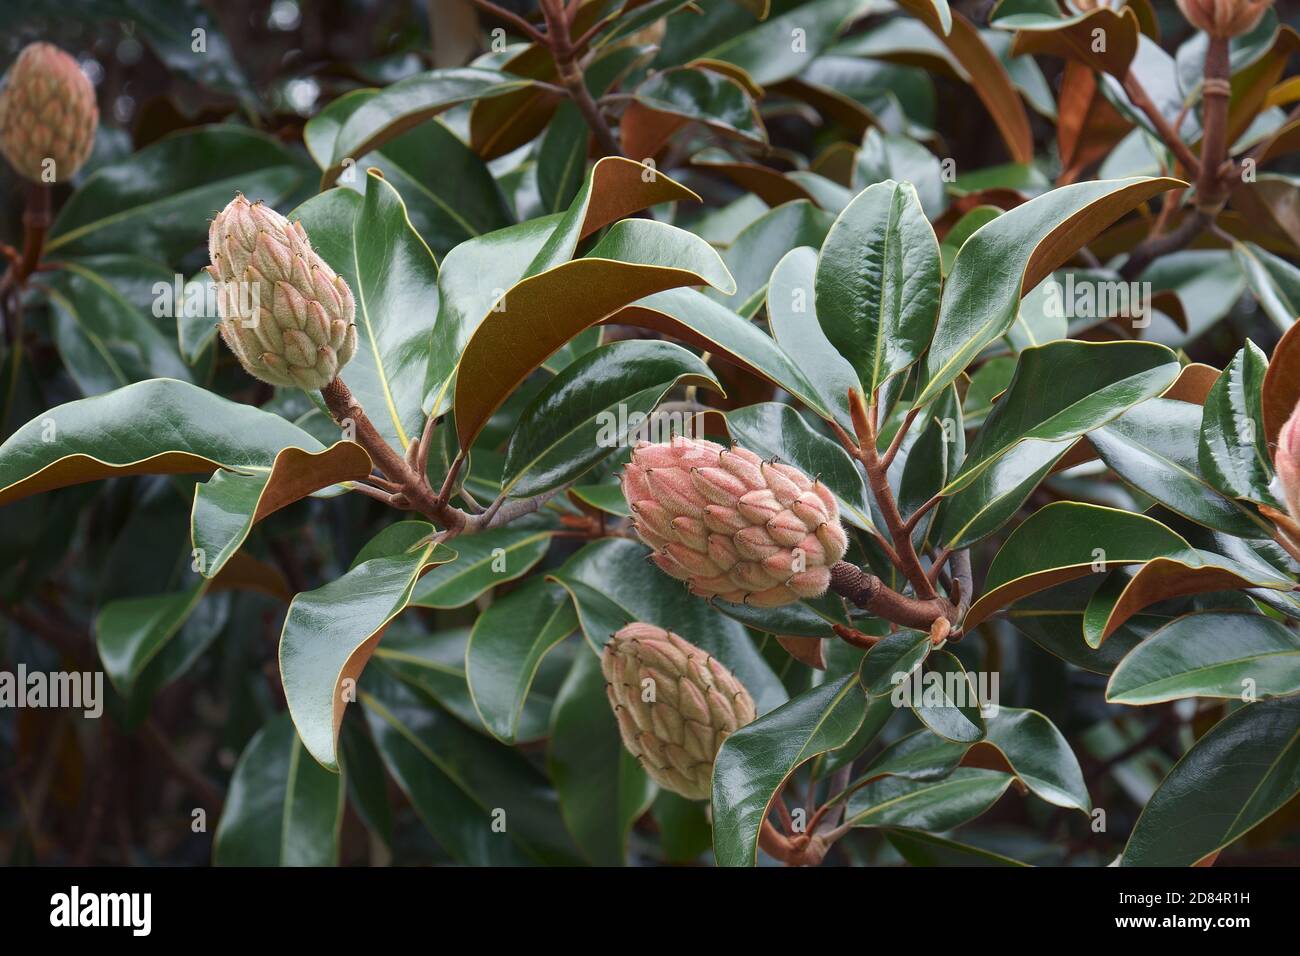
[602,622,756,800]
[0,43,98,183]
[1176,0,1273,39]
[207,194,358,390]
[622,436,849,606]
[1269,398,1300,560]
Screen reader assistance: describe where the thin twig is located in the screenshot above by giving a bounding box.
[467,0,547,44]
[1121,71,1201,178]
[539,0,621,156]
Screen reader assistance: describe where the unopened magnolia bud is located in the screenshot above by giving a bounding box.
[0,43,98,183]
[622,437,848,606]
[1270,399,1300,557]
[1176,0,1273,39]
[207,194,357,390]
[602,623,756,800]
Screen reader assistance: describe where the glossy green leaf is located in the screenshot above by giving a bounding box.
[118,590,230,727]
[1090,399,1272,537]
[853,132,946,217]
[0,378,332,507]
[1122,697,1300,866]
[918,176,1180,406]
[548,649,657,866]
[44,258,192,395]
[711,200,833,318]
[859,629,933,697]
[410,526,552,608]
[948,340,1179,494]
[190,442,373,580]
[1108,610,1300,705]
[966,502,1190,630]
[844,767,1013,830]
[280,521,449,771]
[630,66,766,144]
[936,437,1074,551]
[977,707,1090,811]
[1082,550,1293,648]
[454,219,734,449]
[904,650,986,743]
[613,288,835,422]
[294,170,437,452]
[766,246,859,430]
[1235,240,1300,333]
[319,68,532,183]
[424,158,700,418]
[1198,342,1274,504]
[659,0,872,86]
[815,180,941,399]
[712,673,868,866]
[361,661,582,864]
[862,706,1089,812]
[304,90,513,259]
[96,584,205,700]
[213,713,345,866]
[373,625,559,744]
[884,828,1030,866]
[502,341,720,498]
[47,126,301,261]
[465,579,578,744]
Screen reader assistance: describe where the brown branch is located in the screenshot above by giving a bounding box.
[1118,207,1210,281]
[467,0,547,44]
[903,492,943,534]
[1195,37,1232,214]
[539,0,620,156]
[321,377,464,532]
[758,819,831,867]
[16,182,51,284]
[927,547,953,586]
[828,561,955,633]
[881,404,922,471]
[859,436,937,601]
[1121,71,1201,179]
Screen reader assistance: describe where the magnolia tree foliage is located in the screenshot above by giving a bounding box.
[1,0,1300,868]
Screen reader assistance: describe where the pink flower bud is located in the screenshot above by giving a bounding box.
[1176,0,1273,39]
[621,438,849,605]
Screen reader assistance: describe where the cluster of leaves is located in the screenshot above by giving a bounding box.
[2,0,1300,867]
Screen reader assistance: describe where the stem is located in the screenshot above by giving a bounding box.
[1118,208,1210,281]
[860,437,937,600]
[903,492,943,534]
[1121,72,1201,178]
[837,390,939,601]
[757,819,831,867]
[950,549,972,619]
[828,561,956,632]
[1196,37,1232,214]
[467,0,547,43]
[539,0,620,156]
[926,548,952,586]
[321,378,465,532]
[1,184,51,432]
[881,405,922,471]
[16,183,51,284]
